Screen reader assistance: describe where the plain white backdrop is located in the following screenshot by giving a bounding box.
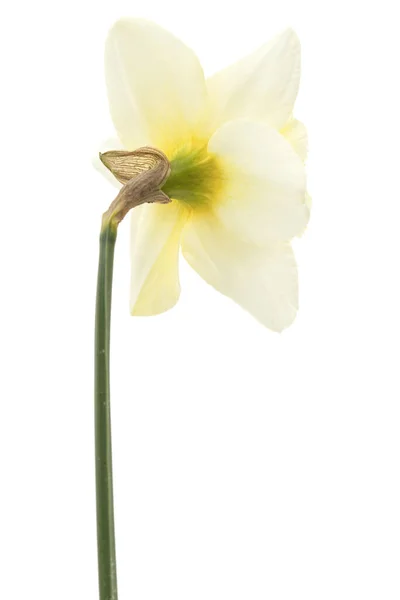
[1,0,399,598]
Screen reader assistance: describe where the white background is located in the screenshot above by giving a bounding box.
[1,1,400,598]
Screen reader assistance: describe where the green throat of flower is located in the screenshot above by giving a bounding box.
[162,144,223,211]
[100,143,224,213]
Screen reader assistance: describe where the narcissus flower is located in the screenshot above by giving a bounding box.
[100,18,310,331]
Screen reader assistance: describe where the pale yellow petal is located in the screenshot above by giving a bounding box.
[206,29,301,132]
[281,117,308,161]
[130,201,186,316]
[181,214,298,332]
[208,120,309,245]
[105,18,208,154]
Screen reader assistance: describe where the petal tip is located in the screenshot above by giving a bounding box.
[106,17,150,46]
[107,16,165,39]
[280,27,300,44]
[106,17,128,40]
[107,16,137,33]
[273,27,301,60]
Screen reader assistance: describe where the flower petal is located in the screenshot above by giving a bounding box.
[208,120,308,245]
[281,117,308,161]
[206,29,301,132]
[130,201,186,316]
[181,215,298,331]
[105,18,208,154]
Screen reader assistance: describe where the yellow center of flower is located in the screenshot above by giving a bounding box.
[162,142,224,211]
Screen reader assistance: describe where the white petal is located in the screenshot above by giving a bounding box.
[209,120,309,245]
[105,19,208,154]
[181,215,298,331]
[130,201,186,316]
[206,29,301,132]
[281,117,308,161]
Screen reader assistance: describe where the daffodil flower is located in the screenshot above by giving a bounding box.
[94,19,311,600]
[99,18,310,332]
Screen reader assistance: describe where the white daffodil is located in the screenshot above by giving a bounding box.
[100,18,310,331]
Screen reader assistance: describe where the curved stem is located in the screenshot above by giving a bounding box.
[95,219,118,600]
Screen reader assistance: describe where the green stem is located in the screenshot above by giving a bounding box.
[95,218,118,600]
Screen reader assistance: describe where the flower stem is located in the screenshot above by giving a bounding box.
[93,147,170,600]
[95,218,118,600]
